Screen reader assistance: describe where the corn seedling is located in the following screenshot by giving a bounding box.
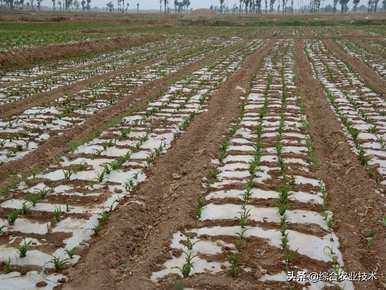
[65,247,77,259]
[195,193,205,218]
[227,253,241,277]
[174,251,195,278]
[3,257,11,273]
[239,204,251,228]
[99,211,111,224]
[51,255,67,271]
[63,169,73,180]
[53,207,62,222]
[7,211,18,225]
[17,240,32,258]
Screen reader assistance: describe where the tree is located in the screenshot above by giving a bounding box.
[339,0,349,12]
[36,0,42,9]
[136,2,139,13]
[163,0,168,12]
[269,0,275,11]
[106,0,113,11]
[333,0,339,12]
[353,0,360,10]
[219,0,224,12]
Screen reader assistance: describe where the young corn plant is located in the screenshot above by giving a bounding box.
[65,247,77,259]
[63,169,73,180]
[235,227,248,251]
[17,240,32,258]
[51,255,67,271]
[53,207,62,222]
[174,251,195,278]
[3,257,11,273]
[239,204,251,229]
[227,253,241,277]
[195,193,205,219]
[7,211,19,225]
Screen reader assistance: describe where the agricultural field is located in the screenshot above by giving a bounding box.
[0,11,385,290]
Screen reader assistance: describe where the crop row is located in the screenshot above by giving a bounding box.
[0,30,111,53]
[0,38,204,105]
[151,40,353,290]
[0,38,241,166]
[336,39,386,81]
[0,40,262,289]
[0,38,175,87]
[306,40,386,190]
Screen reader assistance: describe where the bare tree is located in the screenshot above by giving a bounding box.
[219,0,225,13]
[353,0,360,10]
[269,0,275,11]
[339,0,349,13]
[333,0,339,12]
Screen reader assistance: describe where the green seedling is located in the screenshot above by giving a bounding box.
[17,240,32,258]
[65,247,77,259]
[7,211,19,225]
[51,255,67,271]
[53,207,62,222]
[174,251,195,278]
[3,257,11,273]
[227,253,241,277]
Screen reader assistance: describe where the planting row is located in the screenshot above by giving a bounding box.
[0,38,201,105]
[0,38,240,166]
[306,40,386,189]
[151,40,353,290]
[336,39,386,81]
[0,39,163,86]
[0,40,263,289]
